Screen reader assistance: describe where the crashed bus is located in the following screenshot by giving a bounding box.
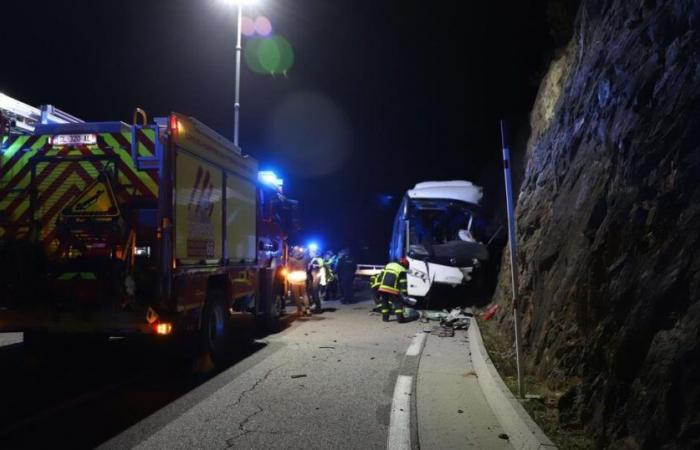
[388,181,490,301]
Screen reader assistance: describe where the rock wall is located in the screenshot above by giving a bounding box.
[492,1,700,447]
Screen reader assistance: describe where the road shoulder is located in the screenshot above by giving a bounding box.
[416,328,511,449]
[469,319,558,449]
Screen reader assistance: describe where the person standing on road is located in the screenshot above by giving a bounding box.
[288,246,311,316]
[307,248,325,313]
[337,248,357,304]
[370,272,382,312]
[324,251,339,301]
[376,260,409,323]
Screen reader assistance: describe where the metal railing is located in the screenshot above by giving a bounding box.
[355,264,384,277]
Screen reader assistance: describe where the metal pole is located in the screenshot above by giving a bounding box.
[500,120,525,398]
[233,3,242,147]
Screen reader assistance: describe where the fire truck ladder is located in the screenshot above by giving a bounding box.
[0,92,83,136]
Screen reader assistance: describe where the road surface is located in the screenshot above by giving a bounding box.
[0,291,509,449]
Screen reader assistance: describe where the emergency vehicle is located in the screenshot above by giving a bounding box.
[0,95,298,365]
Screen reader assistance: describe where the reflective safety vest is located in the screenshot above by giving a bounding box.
[370,274,381,289]
[324,257,336,282]
[377,262,407,295]
[308,257,324,272]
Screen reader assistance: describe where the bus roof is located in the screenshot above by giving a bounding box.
[407,180,483,205]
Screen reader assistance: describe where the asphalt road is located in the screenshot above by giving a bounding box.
[0,291,508,449]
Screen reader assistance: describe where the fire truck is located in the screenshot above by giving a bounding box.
[0,96,298,365]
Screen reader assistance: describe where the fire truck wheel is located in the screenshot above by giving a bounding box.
[261,286,283,333]
[201,291,230,366]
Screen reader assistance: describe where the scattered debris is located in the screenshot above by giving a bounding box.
[421,310,450,321]
[438,327,455,338]
[319,346,335,349]
[403,307,420,321]
[458,409,464,414]
[462,371,478,378]
[420,308,472,333]
[370,357,375,360]
[291,374,307,379]
[498,433,509,440]
[443,307,472,329]
[482,304,500,321]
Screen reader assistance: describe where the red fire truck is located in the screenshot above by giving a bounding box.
[0,105,298,365]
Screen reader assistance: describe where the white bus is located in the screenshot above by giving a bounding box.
[388,181,490,300]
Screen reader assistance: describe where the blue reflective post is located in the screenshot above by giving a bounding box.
[500,120,524,398]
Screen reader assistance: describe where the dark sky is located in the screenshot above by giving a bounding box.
[1,0,554,262]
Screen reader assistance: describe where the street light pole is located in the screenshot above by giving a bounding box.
[233,3,242,147]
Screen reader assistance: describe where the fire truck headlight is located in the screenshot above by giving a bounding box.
[287,270,307,284]
[155,322,173,335]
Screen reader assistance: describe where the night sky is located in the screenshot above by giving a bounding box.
[1,0,555,262]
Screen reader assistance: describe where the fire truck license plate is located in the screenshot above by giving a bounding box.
[51,134,97,146]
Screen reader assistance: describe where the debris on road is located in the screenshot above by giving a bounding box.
[482,304,500,321]
[437,327,455,337]
[420,310,449,321]
[291,374,307,379]
[319,346,335,349]
[420,308,472,336]
[498,433,509,440]
[442,308,472,330]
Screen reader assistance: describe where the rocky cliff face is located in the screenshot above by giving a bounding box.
[492,0,700,447]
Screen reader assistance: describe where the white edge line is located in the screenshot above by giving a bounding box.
[387,375,413,450]
[405,332,426,357]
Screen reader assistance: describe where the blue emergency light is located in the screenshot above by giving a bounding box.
[258,171,284,188]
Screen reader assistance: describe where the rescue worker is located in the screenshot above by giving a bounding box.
[376,260,409,323]
[307,248,325,313]
[369,272,382,312]
[288,246,311,316]
[324,251,339,301]
[337,248,357,304]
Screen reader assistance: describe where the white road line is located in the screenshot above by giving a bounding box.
[387,375,413,450]
[405,332,426,357]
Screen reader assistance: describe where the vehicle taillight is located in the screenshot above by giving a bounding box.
[169,115,179,135]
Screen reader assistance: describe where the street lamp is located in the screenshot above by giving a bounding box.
[222,0,258,148]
